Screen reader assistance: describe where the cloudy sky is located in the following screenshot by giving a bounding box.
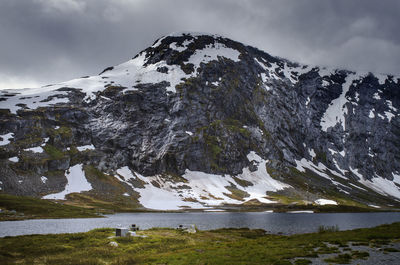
[0,0,399,89]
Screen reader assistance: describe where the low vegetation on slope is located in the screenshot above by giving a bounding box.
[1,222,399,264]
[0,194,100,220]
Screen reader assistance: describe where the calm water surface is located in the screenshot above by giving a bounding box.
[1,212,400,237]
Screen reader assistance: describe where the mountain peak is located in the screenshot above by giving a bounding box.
[155,31,226,42]
[145,31,243,65]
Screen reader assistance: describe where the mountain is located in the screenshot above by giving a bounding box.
[1,32,400,211]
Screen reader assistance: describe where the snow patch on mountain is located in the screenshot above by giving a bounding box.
[385,111,395,122]
[295,158,350,187]
[349,183,367,191]
[0,133,14,146]
[392,173,400,185]
[188,42,241,73]
[295,158,332,180]
[369,109,375,118]
[115,166,137,190]
[116,167,205,210]
[255,59,282,83]
[169,39,193,52]
[315,199,337,205]
[238,152,290,202]
[295,157,400,199]
[41,176,48,184]
[24,146,44,153]
[43,164,92,200]
[0,87,69,114]
[281,63,298,83]
[308,149,316,159]
[77,144,95,151]
[373,92,381,100]
[320,72,360,132]
[359,175,400,199]
[114,152,289,210]
[8,156,19,163]
[386,100,398,112]
[350,167,363,179]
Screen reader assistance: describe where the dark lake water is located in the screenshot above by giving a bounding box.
[1,212,400,237]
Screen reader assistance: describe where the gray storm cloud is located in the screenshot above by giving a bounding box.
[0,0,399,89]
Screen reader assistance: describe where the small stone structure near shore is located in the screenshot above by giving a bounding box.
[115,224,146,237]
[177,224,196,233]
[115,227,129,237]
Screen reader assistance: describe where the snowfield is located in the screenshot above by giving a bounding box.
[315,199,338,205]
[295,157,400,200]
[359,176,400,199]
[77,144,95,151]
[0,87,69,114]
[116,151,290,210]
[0,133,14,146]
[8,156,19,162]
[43,164,92,200]
[320,72,360,132]
[24,146,44,153]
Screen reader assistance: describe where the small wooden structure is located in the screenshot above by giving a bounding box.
[115,228,129,237]
[130,224,139,231]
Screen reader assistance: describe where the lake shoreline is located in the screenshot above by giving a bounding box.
[2,194,398,221]
[1,206,395,222]
[2,211,400,237]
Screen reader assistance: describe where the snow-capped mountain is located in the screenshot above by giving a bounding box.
[1,32,400,210]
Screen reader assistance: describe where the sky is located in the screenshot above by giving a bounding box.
[0,0,399,89]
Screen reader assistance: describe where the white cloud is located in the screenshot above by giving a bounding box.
[0,73,40,90]
[34,0,86,13]
[307,36,400,74]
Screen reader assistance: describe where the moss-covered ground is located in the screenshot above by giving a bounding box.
[0,222,399,264]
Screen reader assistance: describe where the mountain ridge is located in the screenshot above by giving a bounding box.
[0,32,399,211]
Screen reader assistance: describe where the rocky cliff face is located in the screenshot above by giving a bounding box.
[1,32,400,210]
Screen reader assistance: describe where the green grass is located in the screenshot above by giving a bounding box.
[84,164,111,181]
[294,259,312,265]
[0,222,399,264]
[51,126,72,139]
[324,251,369,264]
[43,144,65,159]
[324,253,352,263]
[383,247,399,252]
[224,186,250,201]
[0,194,100,220]
[267,194,306,205]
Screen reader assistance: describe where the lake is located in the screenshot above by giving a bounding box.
[1,212,400,237]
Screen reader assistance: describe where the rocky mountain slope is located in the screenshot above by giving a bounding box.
[1,32,400,211]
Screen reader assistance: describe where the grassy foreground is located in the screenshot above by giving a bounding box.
[1,223,400,264]
[0,194,100,220]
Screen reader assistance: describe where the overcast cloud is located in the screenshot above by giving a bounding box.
[0,0,399,89]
